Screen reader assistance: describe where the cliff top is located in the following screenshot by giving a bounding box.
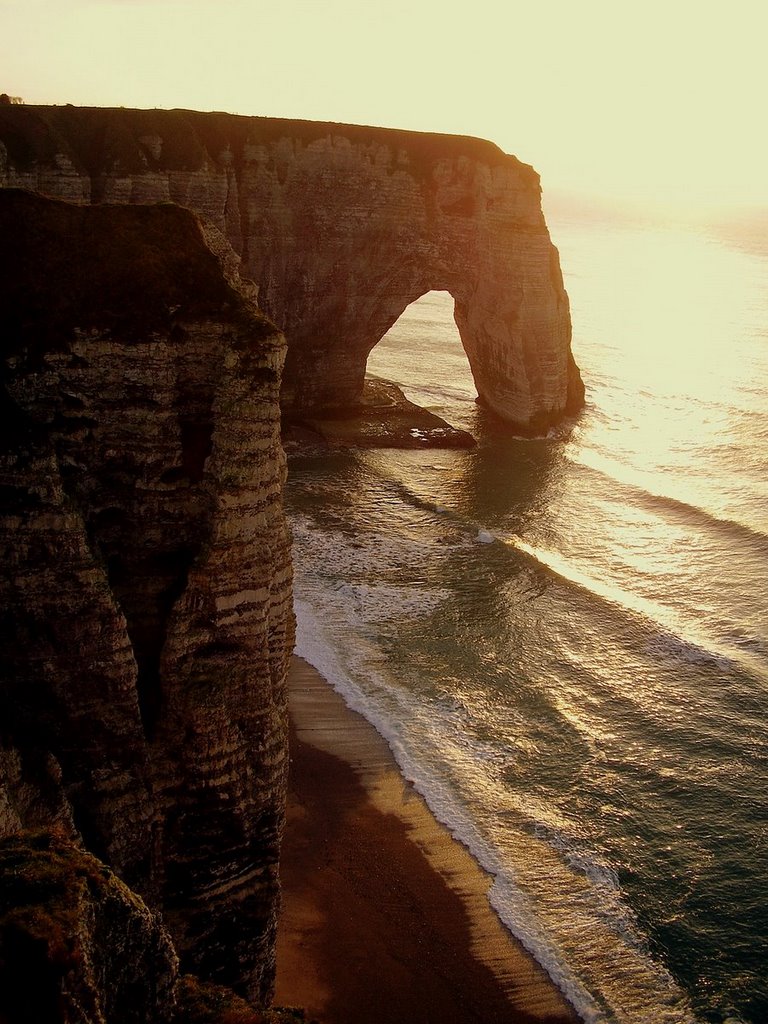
[0,103,537,183]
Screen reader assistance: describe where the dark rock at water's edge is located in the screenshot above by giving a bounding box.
[0,103,584,435]
[0,188,294,1008]
[282,376,476,448]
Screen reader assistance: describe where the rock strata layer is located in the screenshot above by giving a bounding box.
[0,104,584,433]
[0,189,294,1004]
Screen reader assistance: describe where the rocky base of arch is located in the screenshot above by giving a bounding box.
[282,377,476,449]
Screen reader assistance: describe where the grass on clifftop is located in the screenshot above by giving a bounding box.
[0,830,112,951]
[0,831,126,1022]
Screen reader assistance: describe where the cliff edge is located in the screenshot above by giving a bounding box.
[0,188,293,1005]
[0,105,584,433]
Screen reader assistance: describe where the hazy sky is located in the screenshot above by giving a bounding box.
[2,0,766,209]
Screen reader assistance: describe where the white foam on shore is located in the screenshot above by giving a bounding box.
[292,601,597,1022]
[293,597,698,1024]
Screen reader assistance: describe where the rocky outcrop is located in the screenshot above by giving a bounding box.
[0,105,583,433]
[283,377,477,448]
[0,99,581,1017]
[0,832,178,1024]
[0,189,293,1003]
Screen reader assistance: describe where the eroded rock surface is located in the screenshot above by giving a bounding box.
[0,105,584,433]
[0,189,293,1002]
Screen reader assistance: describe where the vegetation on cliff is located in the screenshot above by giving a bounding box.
[0,833,312,1024]
[0,831,178,1024]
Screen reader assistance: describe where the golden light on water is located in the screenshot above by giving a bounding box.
[553,214,767,528]
[508,534,673,635]
[568,226,755,396]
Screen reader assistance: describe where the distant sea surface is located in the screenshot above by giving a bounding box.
[285,207,768,1024]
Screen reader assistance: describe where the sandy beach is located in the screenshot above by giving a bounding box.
[275,656,580,1024]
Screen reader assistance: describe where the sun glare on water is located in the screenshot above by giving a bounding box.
[553,213,767,526]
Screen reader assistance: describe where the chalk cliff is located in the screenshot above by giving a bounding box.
[0,104,581,1020]
[0,189,293,1006]
[0,104,583,433]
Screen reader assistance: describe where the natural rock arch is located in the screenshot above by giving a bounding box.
[0,105,584,432]
[234,130,584,432]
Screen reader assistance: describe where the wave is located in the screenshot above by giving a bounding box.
[566,453,768,552]
[368,447,768,577]
[293,597,699,1024]
[325,464,766,682]
[500,535,768,686]
[725,631,768,658]
[629,490,768,556]
[504,532,679,628]
[565,454,768,555]
[643,631,737,670]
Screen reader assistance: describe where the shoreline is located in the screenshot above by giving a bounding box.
[275,655,581,1024]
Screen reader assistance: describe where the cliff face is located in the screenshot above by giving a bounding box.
[0,105,583,433]
[0,103,579,1016]
[0,189,293,1003]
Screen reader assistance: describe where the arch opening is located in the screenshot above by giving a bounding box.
[365,290,479,435]
[281,290,478,448]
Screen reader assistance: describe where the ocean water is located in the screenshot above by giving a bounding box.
[284,208,768,1024]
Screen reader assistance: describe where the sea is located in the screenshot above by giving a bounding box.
[284,201,768,1024]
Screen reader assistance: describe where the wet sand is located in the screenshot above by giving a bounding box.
[275,656,580,1024]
